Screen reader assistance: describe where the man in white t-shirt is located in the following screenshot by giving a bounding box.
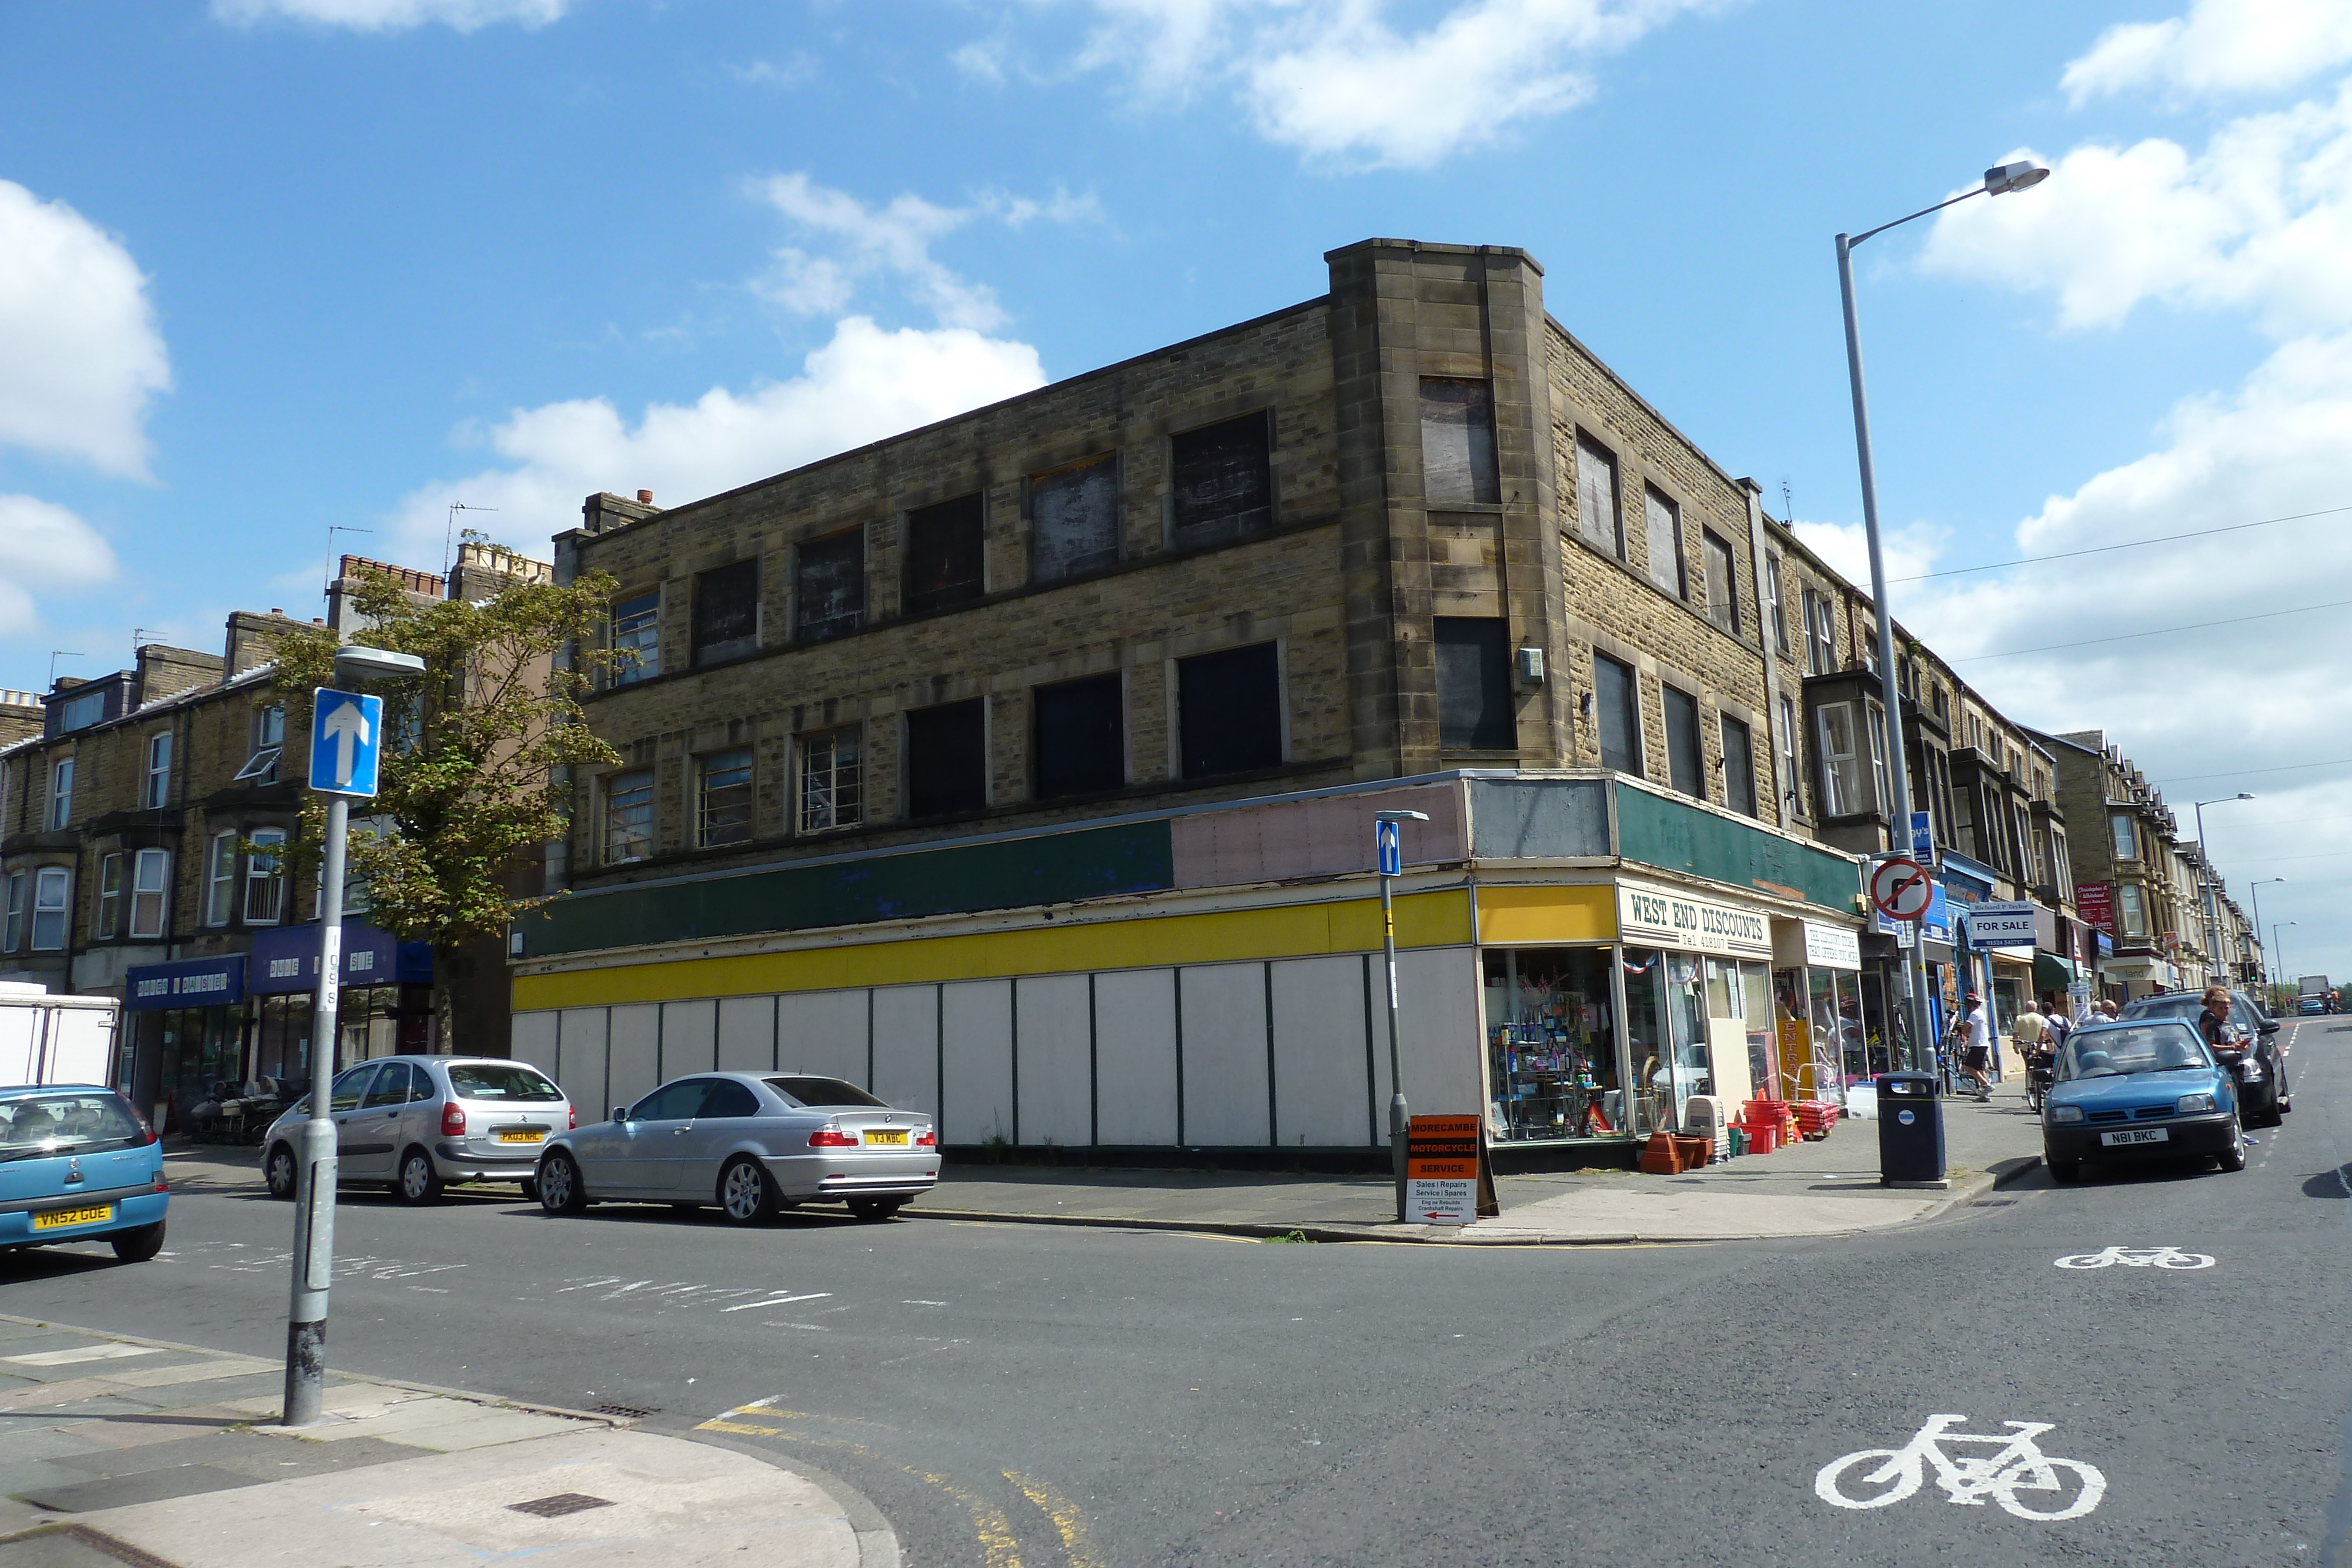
[1967,993,1995,1093]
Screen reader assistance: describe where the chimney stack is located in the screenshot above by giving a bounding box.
[636,490,654,504]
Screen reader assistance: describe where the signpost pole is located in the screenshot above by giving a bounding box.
[282,792,348,1428]
[1372,810,1427,1226]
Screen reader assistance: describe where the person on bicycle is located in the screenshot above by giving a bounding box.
[1953,993,1993,1100]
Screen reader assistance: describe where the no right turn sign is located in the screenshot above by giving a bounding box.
[1870,857,1933,922]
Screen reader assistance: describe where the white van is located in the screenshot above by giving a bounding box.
[0,984,120,1088]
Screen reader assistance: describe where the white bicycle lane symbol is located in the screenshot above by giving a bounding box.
[1815,1414,2107,1520]
[2054,1245,2214,1270]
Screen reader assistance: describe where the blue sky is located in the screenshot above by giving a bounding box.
[7,0,2352,981]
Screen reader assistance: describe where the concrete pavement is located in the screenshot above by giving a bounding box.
[0,1319,896,1568]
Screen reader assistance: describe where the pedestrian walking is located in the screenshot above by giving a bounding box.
[1954,992,1993,1100]
[1967,990,1996,1089]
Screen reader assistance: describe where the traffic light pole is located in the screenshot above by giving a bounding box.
[282,792,349,1427]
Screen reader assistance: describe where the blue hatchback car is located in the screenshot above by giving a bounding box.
[0,1086,169,1262]
[2042,1019,2245,1183]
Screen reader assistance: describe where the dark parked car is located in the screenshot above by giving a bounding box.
[2117,991,2290,1128]
[2043,1019,2245,1183]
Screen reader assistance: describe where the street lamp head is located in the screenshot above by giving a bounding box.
[1984,161,2050,195]
[2235,791,2255,801]
[1374,810,1431,824]
[332,645,426,682]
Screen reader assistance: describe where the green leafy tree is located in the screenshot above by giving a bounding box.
[269,563,627,1048]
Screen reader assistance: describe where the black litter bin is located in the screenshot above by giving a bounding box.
[1875,1071,1946,1188]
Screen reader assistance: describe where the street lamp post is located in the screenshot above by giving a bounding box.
[2193,794,2253,989]
[1836,160,2049,1071]
[2274,921,2297,1000]
[2250,880,2284,992]
[1374,809,1429,1223]
[282,644,425,1429]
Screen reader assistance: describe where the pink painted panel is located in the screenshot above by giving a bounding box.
[1170,784,1466,889]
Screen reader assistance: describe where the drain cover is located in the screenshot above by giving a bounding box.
[595,1403,655,1419]
[509,1493,614,1519]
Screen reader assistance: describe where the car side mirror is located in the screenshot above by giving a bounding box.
[611,1106,630,1124]
[2260,1021,2280,1034]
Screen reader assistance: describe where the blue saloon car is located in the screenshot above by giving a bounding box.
[0,1086,169,1261]
[2042,1020,2244,1183]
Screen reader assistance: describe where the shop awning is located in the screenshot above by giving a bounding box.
[249,920,432,995]
[125,954,245,1012]
[2034,952,2077,992]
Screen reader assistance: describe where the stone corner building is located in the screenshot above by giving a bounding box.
[514,238,1883,1168]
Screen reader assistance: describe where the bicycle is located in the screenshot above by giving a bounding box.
[1814,1413,2106,1520]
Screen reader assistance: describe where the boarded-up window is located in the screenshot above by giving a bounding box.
[1720,714,1758,817]
[904,493,985,615]
[1031,457,1119,584]
[1594,653,1639,774]
[1170,413,1272,551]
[1703,530,1738,633]
[796,529,864,643]
[1178,642,1281,779]
[1575,434,1621,557]
[691,559,759,666]
[1645,487,1685,599]
[1663,685,1704,798]
[1435,618,1514,751]
[1420,379,1500,505]
[904,698,987,818]
[1033,674,1125,799]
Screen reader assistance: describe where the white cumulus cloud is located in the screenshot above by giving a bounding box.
[1007,0,1722,169]
[0,180,171,479]
[386,316,1047,560]
[0,494,119,637]
[211,0,566,31]
[2063,0,2352,104]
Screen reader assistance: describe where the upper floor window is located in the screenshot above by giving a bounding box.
[1,872,21,952]
[1721,713,1758,818]
[1662,685,1705,799]
[1766,554,1788,654]
[1176,643,1283,780]
[2117,882,2150,937]
[1776,696,1800,816]
[1435,618,1514,751]
[797,726,862,835]
[697,748,754,848]
[796,529,864,644]
[243,828,287,925]
[1419,379,1499,506]
[56,688,106,733]
[235,707,283,784]
[1031,456,1120,586]
[1169,412,1273,551]
[2051,830,2072,900]
[2110,811,2137,861]
[142,731,172,810]
[691,559,760,666]
[96,852,123,940]
[131,848,169,939]
[205,831,238,926]
[1573,435,1622,559]
[1816,700,1886,818]
[1593,653,1641,776]
[903,698,988,818]
[46,758,72,830]
[1803,591,1836,676]
[603,769,654,864]
[904,493,986,616]
[610,590,660,686]
[1643,487,1685,599]
[1032,674,1126,799]
[30,867,71,950]
[1702,531,1738,633]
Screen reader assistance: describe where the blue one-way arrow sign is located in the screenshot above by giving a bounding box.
[309,688,383,798]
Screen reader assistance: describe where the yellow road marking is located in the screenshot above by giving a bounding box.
[1006,1470,1102,1568]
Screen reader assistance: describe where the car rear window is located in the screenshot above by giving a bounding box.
[764,1075,884,1108]
[2059,1024,2212,1079]
[0,1092,148,1159]
[446,1064,563,1103]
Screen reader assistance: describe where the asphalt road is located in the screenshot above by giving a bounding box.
[5,1018,2348,1567]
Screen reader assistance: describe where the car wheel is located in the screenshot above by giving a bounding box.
[110,1221,166,1263]
[264,1144,299,1201]
[719,1157,777,1225]
[537,1152,587,1215]
[518,1177,540,1205]
[394,1147,443,1206]
[2047,1158,2080,1184]
[847,1198,904,1223]
[2216,1119,2248,1173]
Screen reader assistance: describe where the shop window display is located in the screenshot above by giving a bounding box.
[1483,948,1623,1143]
